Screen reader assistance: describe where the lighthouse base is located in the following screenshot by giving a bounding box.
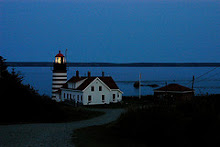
[52,93,62,102]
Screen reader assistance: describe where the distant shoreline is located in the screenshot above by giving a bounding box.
[6,62,220,67]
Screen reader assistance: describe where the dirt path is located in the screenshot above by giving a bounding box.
[0,109,124,147]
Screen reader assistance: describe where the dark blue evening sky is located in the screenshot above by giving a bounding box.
[0,0,219,62]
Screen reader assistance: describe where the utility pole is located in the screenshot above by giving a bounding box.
[192,75,195,89]
[139,73,141,99]
[65,48,68,71]
[165,81,168,98]
[65,48,68,63]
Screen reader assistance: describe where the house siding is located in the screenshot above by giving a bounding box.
[83,78,111,105]
[61,89,83,103]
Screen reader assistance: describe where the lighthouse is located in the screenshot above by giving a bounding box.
[52,50,67,101]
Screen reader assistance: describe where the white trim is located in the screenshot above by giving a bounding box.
[53,77,67,80]
[52,85,63,88]
[82,77,112,92]
[60,88,83,93]
[111,89,123,94]
[52,89,59,92]
[53,73,67,76]
[52,81,67,84]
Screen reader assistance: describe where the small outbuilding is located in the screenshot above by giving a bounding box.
[154,84,194,101]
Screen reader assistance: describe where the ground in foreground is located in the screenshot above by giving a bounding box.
[73,95,220,147]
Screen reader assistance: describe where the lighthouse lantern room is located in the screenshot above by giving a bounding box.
[52,50,67,101]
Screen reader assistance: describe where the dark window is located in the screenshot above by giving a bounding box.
[70,94,72,99]
[99,86,102,91]
[63,93,65,98]
[113,94,116,101]
[88,95,92,102]
[91,86,94,91]
[77,95,79,101]
[81,95,83,101]
[102,95,105,101]
[67,94,69,99]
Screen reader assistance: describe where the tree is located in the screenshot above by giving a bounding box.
[0,56,8,78]
[0,56,39,122]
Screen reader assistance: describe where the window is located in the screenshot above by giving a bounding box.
[63,93,65,98]
[113,94,116,101]
[77,95,79,101]
[99,86,102,91]
[70,94,72,99]
[81,95,83,101]
[88,95,92,102]
[91,86,94,91]
[67,94,69,99]
[102,95,105,102]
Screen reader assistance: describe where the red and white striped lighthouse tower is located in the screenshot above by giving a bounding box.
[52,50,67,101]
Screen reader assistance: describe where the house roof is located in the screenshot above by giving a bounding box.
[68,76,87,83]
[154,83,193,92]
[99,77,119,89]
[62,76,119,90]
[76,77,96,90]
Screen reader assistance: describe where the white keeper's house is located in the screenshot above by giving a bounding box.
[52,51,123,105]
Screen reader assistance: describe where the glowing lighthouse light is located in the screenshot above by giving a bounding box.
[55,57,61,64]
[55,50,65,64]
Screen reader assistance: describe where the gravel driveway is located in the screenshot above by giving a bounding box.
[0,109,124,147]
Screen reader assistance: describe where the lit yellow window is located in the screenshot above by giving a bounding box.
[55,57,62,64]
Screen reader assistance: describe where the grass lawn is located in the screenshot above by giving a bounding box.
[73,124,148,147]
[73,95,220,147]
[42,105,106,123]
[0,103,105,125]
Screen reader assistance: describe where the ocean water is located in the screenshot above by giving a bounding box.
[8,67,220,96]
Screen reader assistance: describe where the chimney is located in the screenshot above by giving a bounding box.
[102,71,105,77]
[88,71,91,77]
[76,70,79,77]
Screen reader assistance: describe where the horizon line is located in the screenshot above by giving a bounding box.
[6,62,220,67]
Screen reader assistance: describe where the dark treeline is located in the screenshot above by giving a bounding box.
[0,56,103,124]
[6,62,220,67]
